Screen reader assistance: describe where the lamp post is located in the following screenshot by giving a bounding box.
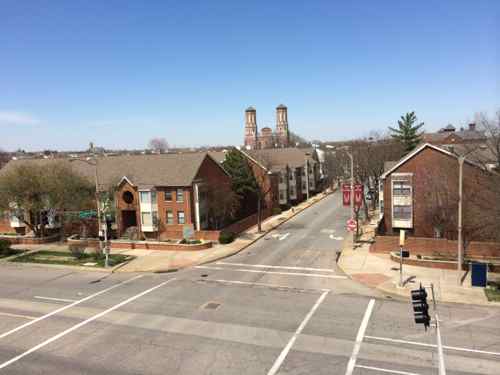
[305,152,311,201]
[70,151,109,268]
[455,145,486,285]
[326,145,355,247]
[457,155,465,285]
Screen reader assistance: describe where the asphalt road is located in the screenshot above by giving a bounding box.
[0,191,499,374]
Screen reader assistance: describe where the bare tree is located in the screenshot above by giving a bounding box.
[148,138,169,154]
[476,110,500,169]
[420,160,500,250]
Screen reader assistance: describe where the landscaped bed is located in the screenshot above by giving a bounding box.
[10,250,133,268]
[485,282,500,302]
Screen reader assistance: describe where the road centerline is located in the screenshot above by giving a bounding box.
[266,290,329,375]
[0,278,176,370]
[345,298,376,375]
[0,274,144,340]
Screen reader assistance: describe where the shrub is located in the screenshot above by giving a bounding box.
[272,207,282,216]
[68,243,86,259]
[0,239,12,256]
[219,232,235,244]
[91,250,105,262]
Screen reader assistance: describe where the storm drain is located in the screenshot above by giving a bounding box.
[203,302,221,310]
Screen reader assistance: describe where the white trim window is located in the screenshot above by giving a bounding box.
[140,191,151,204]
[176,189,184,203]
[177,211,185,224]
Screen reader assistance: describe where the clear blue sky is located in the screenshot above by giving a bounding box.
[1,0,498,151]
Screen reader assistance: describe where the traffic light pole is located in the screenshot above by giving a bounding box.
[430,284,446,375]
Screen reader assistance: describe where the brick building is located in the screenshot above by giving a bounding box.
[244,104,290,150]
[379,143,499,241]
[423,123,486,147]
[243,148,320,207]
[0,153,232,240]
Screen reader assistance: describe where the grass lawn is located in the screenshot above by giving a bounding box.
[0,249,26,259]
[10,250,133,268]
[485,282,500,302]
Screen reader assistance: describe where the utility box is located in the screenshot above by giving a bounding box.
[471,262,488,288]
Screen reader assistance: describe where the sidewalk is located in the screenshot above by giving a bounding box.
[11,189,334,273]
[338,217,500,306]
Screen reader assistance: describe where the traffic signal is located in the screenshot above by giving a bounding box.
[411,285,430,329]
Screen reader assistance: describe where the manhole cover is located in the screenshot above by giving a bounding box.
[203,302,221,310]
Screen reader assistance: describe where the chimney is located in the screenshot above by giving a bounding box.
[468,123,476,131]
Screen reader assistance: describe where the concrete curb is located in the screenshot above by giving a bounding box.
[4,253,136,273]
[150,189,337,273]
[337,221,500,307]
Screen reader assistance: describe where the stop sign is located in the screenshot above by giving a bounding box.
[347,219,357,231]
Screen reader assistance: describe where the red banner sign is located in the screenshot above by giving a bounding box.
[354,184,364,208]
[342,184,351,206]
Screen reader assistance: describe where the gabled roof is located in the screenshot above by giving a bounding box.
[380,143,482,180]
[243,148,314,172]
[1,153,221,189]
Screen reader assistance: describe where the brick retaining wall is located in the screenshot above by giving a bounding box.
[371,235,500,258]
[0,234,61,245]
[110,240,212,251]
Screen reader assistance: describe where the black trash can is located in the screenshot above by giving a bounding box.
[470,262,488,288]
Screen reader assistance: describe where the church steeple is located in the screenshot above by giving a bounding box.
[244,106,258,149]
[275,104,289,147]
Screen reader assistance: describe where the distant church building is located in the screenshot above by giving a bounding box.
[244,104,290,150]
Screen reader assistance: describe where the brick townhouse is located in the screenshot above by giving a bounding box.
[0,153,232,240]
[379,143,499,241]
[243,148,320,207]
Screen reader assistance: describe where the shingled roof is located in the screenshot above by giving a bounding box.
[0,153,216,189]
[244,148,314,172]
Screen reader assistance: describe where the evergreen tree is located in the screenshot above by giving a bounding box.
[389,112,424,153]
[222,149,259,217]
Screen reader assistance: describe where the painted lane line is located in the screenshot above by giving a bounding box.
[0,274,144,340]
[0,312,38,320]
[329,234,344,241]
[34,296,77,303]
[279,233,290,241]
[355,365,421,375]
[365,335,500,357]
[345,299,376,375]
[216,262,336,273]
[207,279,330,293]
[196,266,347,279]
[0,278,176,370]
[267,290,329,375]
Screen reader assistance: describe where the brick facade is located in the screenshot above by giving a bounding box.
[371,235,500,259]
[382,145,498,240]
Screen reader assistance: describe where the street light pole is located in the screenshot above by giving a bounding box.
[457,156,464,285]
[347,151,355,249]
[305,156,310,201]
[71,150,109,268]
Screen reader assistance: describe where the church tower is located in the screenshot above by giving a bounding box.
[244,106,258,149]
[275,104,289,147]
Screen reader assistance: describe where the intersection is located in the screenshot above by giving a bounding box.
[0,192,499,374]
